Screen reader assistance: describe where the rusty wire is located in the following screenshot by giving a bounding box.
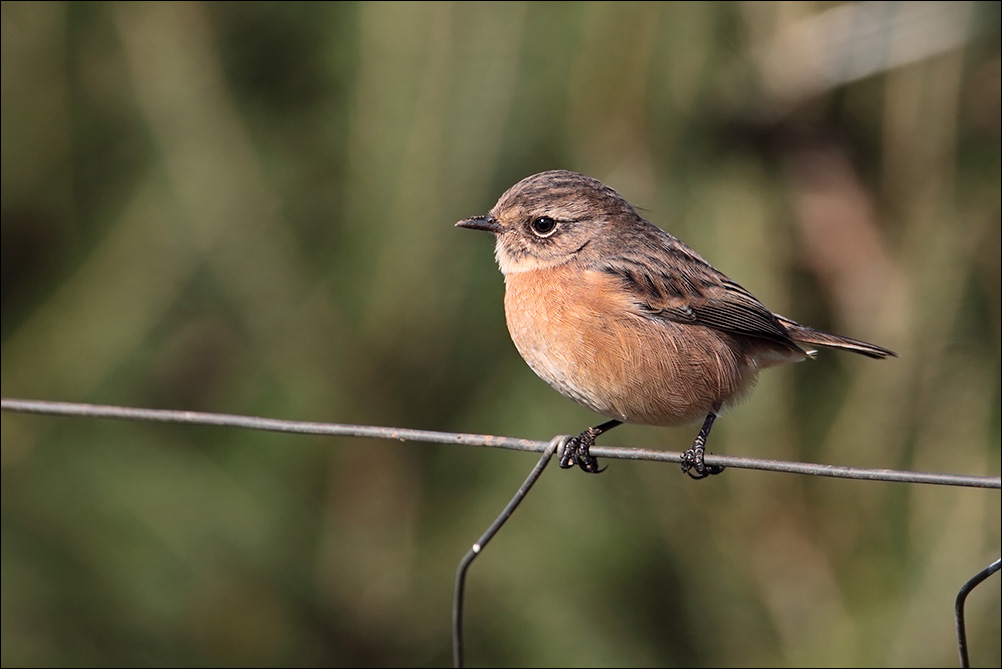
[3,396,999,668]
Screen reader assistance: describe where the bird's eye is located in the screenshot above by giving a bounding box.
[530,217,558,237]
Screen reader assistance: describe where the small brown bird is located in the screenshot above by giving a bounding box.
[457,170,895,477]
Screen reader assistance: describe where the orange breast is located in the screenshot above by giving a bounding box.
[503,264,760,426]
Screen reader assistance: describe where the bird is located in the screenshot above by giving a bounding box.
[456,170,896,478]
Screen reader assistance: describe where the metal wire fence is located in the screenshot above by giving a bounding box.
[3,397,998,667]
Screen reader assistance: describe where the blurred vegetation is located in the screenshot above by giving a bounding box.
[2,1,999,666]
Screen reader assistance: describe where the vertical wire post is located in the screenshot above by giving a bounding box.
[452,435,566,668]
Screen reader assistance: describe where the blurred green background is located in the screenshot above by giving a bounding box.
[2,1,999,666]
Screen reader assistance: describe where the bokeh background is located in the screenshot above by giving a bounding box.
[2,2,999,666]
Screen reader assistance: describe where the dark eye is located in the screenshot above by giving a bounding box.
[530,216,557,237]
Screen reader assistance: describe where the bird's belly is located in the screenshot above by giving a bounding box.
[503,267,758,426]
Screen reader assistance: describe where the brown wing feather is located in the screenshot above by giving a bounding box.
[596,222,896,360]
[601,232,805,354]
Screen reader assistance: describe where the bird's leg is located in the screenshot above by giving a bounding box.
[559,419,622,473]
[680,410,725,479]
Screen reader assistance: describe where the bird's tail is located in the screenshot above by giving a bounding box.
[776,315,897,360]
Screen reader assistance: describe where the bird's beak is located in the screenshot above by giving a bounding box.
[456,215,503,234]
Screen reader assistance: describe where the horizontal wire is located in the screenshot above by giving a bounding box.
[2,397,999,489]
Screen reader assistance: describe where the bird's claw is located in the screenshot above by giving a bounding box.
[680,441,725,479]
[559,431,606,473]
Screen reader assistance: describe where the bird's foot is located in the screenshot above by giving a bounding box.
[680,441,725,480]
[559,428,606,474]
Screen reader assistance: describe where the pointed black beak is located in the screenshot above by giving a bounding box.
[456,215,503,234]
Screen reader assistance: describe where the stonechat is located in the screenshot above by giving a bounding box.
[457,170,895,477]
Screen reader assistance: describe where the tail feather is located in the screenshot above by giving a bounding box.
[776,315,897,360]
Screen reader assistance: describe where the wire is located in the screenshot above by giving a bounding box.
[2,398,999,488]
[3,396,999,667]
[956,558,1002,668]
[453,435,564,668]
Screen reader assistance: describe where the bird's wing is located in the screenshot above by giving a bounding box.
[601,241,805,352]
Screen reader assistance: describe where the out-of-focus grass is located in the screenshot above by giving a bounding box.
[2,2,998,666]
